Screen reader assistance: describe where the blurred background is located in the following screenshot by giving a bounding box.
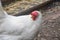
[2,0,44,15]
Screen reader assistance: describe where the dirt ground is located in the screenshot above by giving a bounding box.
[2,0,60,40]
[38,1,60,40]
[3,0,48,15]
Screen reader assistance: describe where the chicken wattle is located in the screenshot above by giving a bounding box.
[0,0,42,40]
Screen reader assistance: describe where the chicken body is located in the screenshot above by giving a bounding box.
[0,0,42,40]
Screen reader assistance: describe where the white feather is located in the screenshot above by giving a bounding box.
[0,0,42,40]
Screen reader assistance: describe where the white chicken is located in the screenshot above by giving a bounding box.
[0,0,42,40]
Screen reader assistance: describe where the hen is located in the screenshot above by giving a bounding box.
[0,0,42,40]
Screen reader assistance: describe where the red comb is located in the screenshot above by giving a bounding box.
[31,11,38,16]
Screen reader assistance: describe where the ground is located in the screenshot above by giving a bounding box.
[38,1,60,40]
[2,0,60,40]
[3,0,48,15]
